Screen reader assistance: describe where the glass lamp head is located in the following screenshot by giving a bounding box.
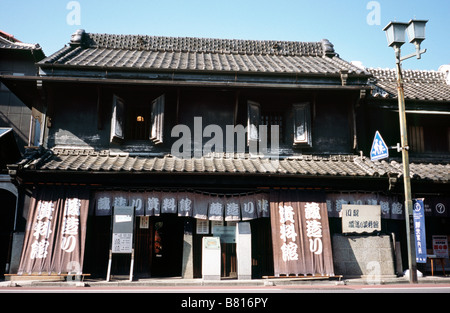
[383,21,409,48]
[406,19,428,47]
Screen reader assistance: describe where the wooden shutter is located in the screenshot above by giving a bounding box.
[247,100,260,144]
[293,103,312,147]
[110,95,125,144]
[150,94,165,144]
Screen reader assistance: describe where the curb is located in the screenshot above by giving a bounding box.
[2,275,449,288]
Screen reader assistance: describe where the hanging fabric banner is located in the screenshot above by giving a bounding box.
[257,193,270,218]
[377,195,391,219]
[240,194,258,221]
[428,197,449,218]
[145,191,160,216]
[95,191,113,216]
[177,192,194,217]
[270,190,334,277]
[93,190,270,220]
[225,196,241,221]
[17,186,90,276]
[112,191,128,208]
[193,193,209,220]
[326,193,401,219]
[129,192,145,216]
[413,198,427,263]
[161,192,178,214]
[389,196,404,220]
[208,196,224,221]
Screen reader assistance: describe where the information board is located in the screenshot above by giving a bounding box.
[212,225,236,243]
[112,206,135,254]
[342,204,381,233]
[432,235,449,259]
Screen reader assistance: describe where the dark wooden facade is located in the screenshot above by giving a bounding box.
[1,30,449,280]
[0,31,45,280]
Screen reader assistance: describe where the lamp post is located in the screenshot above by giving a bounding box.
[383,19,428,284]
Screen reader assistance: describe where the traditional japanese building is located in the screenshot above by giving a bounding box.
[1,30,448,281]
[359,65,450,276]
[0,30,45,279]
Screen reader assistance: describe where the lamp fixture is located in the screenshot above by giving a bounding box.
[383,19,428,61]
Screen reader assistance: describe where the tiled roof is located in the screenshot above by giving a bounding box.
[16,148,450,183]
[39,30,368,76]
[0,30,43,52]
[368,68,450,101]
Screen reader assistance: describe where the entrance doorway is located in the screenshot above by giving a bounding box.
[135,214,184,277]
[0,189,16,278]
[221,242,237,278]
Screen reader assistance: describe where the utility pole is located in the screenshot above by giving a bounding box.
[395,51,417,284]
[383,19,428,284]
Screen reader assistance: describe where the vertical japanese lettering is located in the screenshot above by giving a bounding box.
[305,202,323,255]
[30,201,54,259]
[61,198,81,253]
[279,205,298,262]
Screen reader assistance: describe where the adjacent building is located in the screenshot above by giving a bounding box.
[0,30,45,279]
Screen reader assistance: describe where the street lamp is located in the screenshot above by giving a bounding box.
[383,19,428,284]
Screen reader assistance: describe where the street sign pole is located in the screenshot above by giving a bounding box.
[396,59,418,284]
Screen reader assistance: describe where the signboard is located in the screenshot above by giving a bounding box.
[203,237,220,250]
[370,131,389,161]
[107,206,135,282]
[112,233,133,253]
[212,225,236,243]
[342,204,381,233]
[432,235,449,259]
[111,206,135,254]
[139,216,149,229]
[413,199,427,263]
[202,237,221,280]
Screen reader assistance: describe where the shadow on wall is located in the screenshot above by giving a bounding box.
[332,234,396,280]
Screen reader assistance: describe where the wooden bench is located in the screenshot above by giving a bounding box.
[263,274,343,281]
[4,273,91,282]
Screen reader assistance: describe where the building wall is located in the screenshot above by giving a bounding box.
[332,234,396,278]
[0,51,38,153]
[43,83,358,156]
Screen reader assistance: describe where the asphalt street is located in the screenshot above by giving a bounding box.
[1,282,450,293]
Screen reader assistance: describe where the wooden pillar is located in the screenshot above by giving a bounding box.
[181,218,194,279]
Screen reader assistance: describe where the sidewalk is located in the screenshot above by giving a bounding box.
[2,274,450,288]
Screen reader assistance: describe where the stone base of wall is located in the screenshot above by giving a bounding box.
[8,232,24,275]
[332,234,397,279]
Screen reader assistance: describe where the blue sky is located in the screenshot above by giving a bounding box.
[1,0,449,70]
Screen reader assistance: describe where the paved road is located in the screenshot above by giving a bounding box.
[1,283,450,293]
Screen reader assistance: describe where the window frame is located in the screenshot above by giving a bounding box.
[110,93,165,145]
[292,102,312,147]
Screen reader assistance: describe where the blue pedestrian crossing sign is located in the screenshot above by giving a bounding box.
[370,131,389,161]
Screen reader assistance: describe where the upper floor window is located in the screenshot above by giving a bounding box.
[408,125,424,153]
[110,90,313,152]
[247,100,312,148]
[261,109,285,144]
[407,114,450,154]
[292,103,312,147]
[110,94,165,144]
